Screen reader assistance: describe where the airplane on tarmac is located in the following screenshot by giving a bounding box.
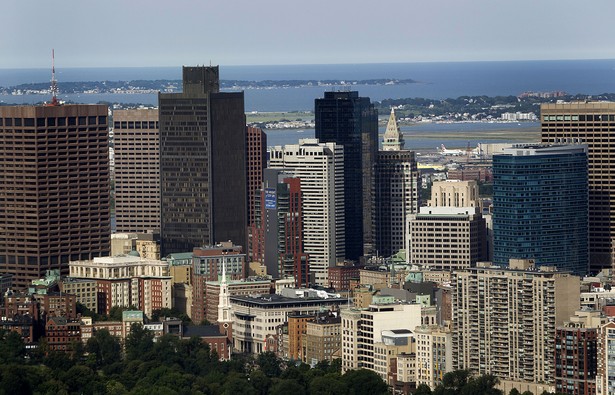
[438,144,465,156]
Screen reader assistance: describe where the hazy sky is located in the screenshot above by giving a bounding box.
[3,0,615,68]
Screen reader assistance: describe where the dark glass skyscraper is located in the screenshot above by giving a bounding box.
[315,91,378,260]
[159,66,246,256]
[492,145,589,275]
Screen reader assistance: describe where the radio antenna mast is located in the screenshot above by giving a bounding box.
[49,49,59,106]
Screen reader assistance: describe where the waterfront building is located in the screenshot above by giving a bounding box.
[541,102,615,272]
[492,144,589,275]
[375,109,420,257]
[269,139,344,286]
[248,169,308,286]
[315,91,378,259]
[113,109,160,233]
[0,104,110,289]
[159,66,247,255]
[452,259,580,388]
[341,296,422,374]
[231,293,347,354]
[407,206,487,271]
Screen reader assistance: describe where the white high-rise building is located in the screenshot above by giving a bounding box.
[269,139,345,285]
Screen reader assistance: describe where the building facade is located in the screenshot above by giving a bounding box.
[452,260,580,386]
[407,206,488,271]
[231,294,347,354]
[248,169,308,286]
[375,109,420,258]
[269,139,345,285]
[246,126,267,228]
[541,102,615,272]
[0,104,110,289]
[315,91,378,259]
[159,66,247,255]
[493,145,589,275]
[341,296,422,374]
[112,109,160,233]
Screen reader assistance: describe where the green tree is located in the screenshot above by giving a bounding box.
[0,329,25,363]
[508,389,521,395]
[341,369,388,395]
[85,328,121,368]
[269,379,307,395]
[124,323,154,360]
[257,352,282,378]
[415,384,433,395]
[461,374,502,395]
[310,375,348,395]
[434,370,471,395]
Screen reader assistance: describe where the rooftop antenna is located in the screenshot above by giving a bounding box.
[49,49,59,106]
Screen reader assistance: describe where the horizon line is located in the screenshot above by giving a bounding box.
[2,57,615,70]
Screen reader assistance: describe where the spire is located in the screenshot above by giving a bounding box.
[217,253,232,324]
[382,108,404,151]
[48,49,59,106]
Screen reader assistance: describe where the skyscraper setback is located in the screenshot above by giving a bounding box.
[159,66,247,255]
[315,91,378,260]
[0,104,111,289]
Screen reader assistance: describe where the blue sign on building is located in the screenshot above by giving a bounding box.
[265,188,276,209]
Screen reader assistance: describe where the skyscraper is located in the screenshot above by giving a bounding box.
[541,102,615,272]
[248,169,308,287]
[375,109,420,257]
[453,260,580,390]
[246,126,267,228]
[492,144,589,275]
[315,91,378,260]
[269,139,344,286]
[113,109,160,233]
[0,104,110,289]
[159,66,247,255]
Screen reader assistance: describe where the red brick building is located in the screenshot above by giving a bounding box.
[46,316,81,353]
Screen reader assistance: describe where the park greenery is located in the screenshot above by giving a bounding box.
[0,326,567,395]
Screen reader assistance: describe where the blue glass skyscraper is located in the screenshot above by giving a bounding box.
[492,145,588,275]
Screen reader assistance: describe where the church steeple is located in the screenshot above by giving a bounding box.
[217,254,233,359]
[382,108,405,151]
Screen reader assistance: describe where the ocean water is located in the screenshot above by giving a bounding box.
[2,60,615,111]
[265,122,540,150]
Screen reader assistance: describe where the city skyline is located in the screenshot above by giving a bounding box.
[3,1,615,68]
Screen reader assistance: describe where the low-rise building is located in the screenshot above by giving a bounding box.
[231,293,347,354]
[415,325,453,390]
[60,278,98,313]
[341,296,422,374]
[302,312,341,365]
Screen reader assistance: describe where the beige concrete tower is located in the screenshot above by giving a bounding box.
[382,108,405,151]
